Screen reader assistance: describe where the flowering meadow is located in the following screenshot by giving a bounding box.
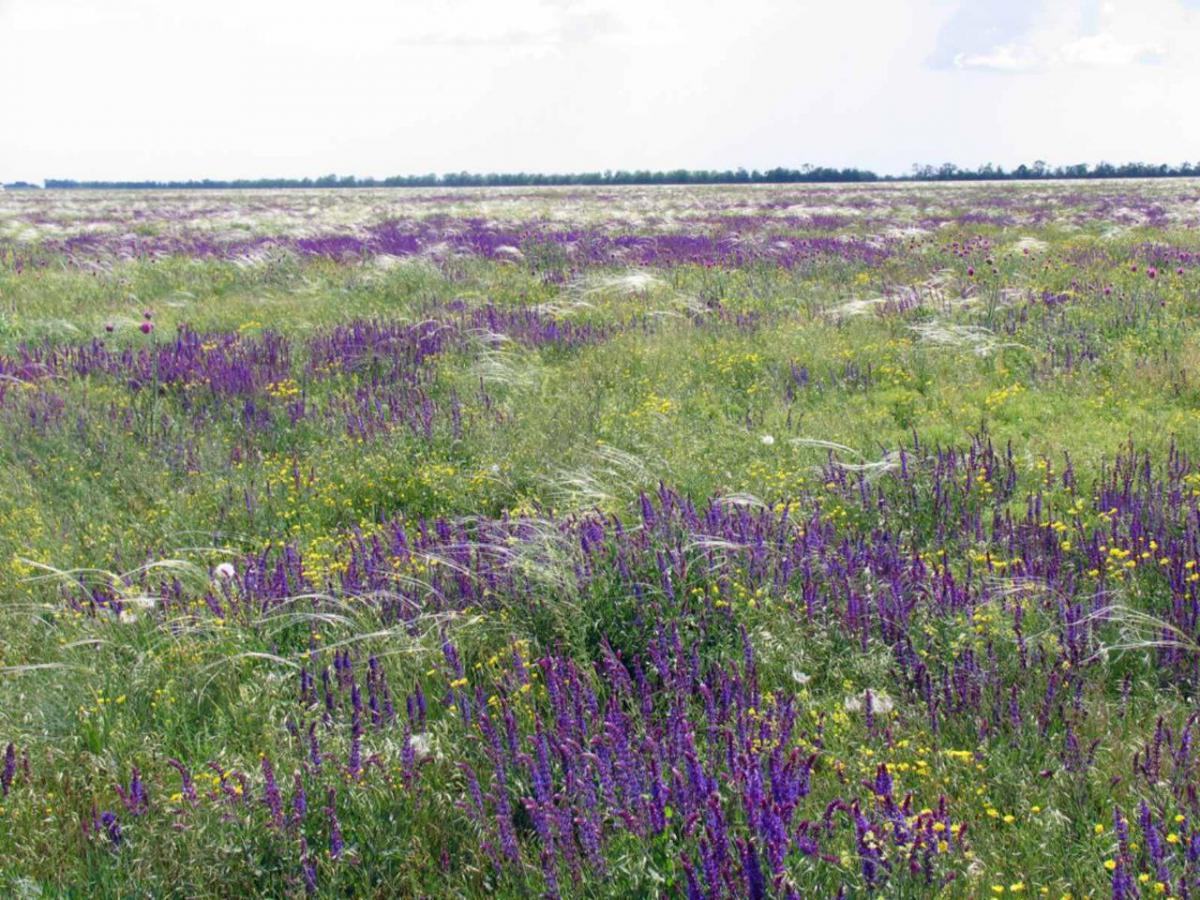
[4,181,1200,897]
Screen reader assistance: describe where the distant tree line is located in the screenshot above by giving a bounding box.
[905,160,1200,181]
[26,161,1200,190]
[38,168,878,190]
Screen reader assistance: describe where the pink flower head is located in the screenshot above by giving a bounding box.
[104,323,114,333]
[140,321,154,335]
[143,310,153,320]
[1147,267,1157,279]
[967,267,975,277]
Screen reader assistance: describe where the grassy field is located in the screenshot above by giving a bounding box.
[2,182,1200,896]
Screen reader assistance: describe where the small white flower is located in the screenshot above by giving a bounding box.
[844,690,894,715]
[790,669,811,686]
[408,732,437,763]
[213,562,236,580]
[760,434,775,446]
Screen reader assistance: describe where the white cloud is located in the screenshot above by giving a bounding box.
[1054,31,1165,66]
[955,30,1169,73]
[947,0,1184,74]
[954,43,1039,71]
[393,2,624,48]
[1,0,1199,181]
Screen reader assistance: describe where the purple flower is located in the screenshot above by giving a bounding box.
[326,788,344,859]
[166,758,197,806]
[1,743,14,796]
[301,837,318,894]
[116,766,148,816]
[292,772,307,826]
[93,809,122,847]
[261,755,284,827]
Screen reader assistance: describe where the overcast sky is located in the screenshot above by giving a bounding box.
[2,0,1199,181]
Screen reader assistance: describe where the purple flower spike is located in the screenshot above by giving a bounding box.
[326,788,344,859]
[1,743,14,796]
[261,755,284,827]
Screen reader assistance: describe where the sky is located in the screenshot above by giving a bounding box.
[2,0,1199,181]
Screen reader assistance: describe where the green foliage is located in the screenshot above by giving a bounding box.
[3,184,1200,896]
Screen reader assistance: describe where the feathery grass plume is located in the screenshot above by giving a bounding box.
[580,269,662,297]
[1010,236,1048,256]
[1081,603,1200,664]
[908,320,1025,356]
[787,437,864,458]
[831,450,902,480]
[546,443,657,512]
[825,296,887,320]
[468,339,543,390]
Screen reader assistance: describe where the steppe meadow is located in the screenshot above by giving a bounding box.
[4,181,1200,897]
